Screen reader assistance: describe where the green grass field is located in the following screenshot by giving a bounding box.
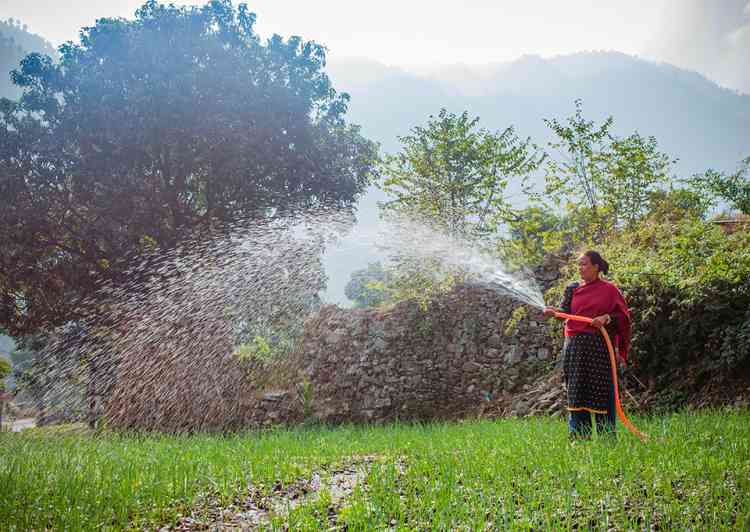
[1,410,748,530]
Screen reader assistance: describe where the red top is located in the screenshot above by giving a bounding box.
[564,278,632,363]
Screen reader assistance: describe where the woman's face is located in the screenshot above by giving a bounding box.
[578,254,600,282]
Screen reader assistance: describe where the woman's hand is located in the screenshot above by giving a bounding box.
[591,314,612,328]
[542,307,559,318]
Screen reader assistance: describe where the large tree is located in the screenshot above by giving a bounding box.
[376,109,542,305]
[499,101,678,268]
[0,0,377,335]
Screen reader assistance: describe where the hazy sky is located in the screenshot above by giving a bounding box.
[1,0,748,93]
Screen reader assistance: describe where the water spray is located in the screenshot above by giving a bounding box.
[553,311,648,442]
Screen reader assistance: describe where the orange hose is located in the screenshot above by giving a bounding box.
[554,311,648,442]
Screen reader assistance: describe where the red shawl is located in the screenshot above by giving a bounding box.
[564,278,631,363]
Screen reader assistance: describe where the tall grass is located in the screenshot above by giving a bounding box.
[1,410,748,530]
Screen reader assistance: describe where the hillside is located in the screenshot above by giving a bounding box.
[328,51,749,175]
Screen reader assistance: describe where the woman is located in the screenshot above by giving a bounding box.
[543,250,631,438]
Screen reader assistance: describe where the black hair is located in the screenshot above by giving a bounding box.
[584,250,609,275]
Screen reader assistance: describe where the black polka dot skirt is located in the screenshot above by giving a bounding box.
[563,333,613,414]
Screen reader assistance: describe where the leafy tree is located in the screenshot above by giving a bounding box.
[0,19,55,58]
[540,100,674,239]
[541,99,613,214]
[344,261,391,308]
[376,109,542,305]
[501,206,568,268]
[0,32,25,99]
[0,0,377,335]
[598,133,674,227]
[689,157,750,215]
[380,108,543,237]
[503,101,677,270]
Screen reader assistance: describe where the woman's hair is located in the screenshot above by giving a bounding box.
[584,250,609,275]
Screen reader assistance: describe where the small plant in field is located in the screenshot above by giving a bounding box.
[0,356,11,431]
[296,377,315,421]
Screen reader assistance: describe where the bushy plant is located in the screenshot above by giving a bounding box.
[688,157,750,215]
[344,262,392,308]
[550,217,750,383]
[380,261,464,310]
[0,356,10,391]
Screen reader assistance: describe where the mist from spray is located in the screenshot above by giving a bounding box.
[371,216,545,309]
[20,209,544,430]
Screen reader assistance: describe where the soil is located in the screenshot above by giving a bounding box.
[163,455,408,531]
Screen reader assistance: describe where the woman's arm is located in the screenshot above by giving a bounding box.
[544,283,578,319]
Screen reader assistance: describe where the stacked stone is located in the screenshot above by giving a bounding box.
[298,284,555,424]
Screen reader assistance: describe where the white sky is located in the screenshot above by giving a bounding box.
[0,1,748,91]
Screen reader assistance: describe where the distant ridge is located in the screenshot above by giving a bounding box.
[328,51,749,177]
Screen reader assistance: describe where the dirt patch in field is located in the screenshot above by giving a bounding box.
[164,455,407,531]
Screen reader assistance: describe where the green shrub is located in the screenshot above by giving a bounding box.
[0,356,10,391]
[550,218,750,381]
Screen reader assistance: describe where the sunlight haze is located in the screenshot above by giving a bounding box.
[2,0,748,92]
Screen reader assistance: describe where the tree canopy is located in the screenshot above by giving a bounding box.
[380,109,542,237]
[499,100,680,266]
[540,99,674,234]
[0,0,378,335]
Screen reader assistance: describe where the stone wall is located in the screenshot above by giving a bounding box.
[297,284,554,424]
[101,284,556,431]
